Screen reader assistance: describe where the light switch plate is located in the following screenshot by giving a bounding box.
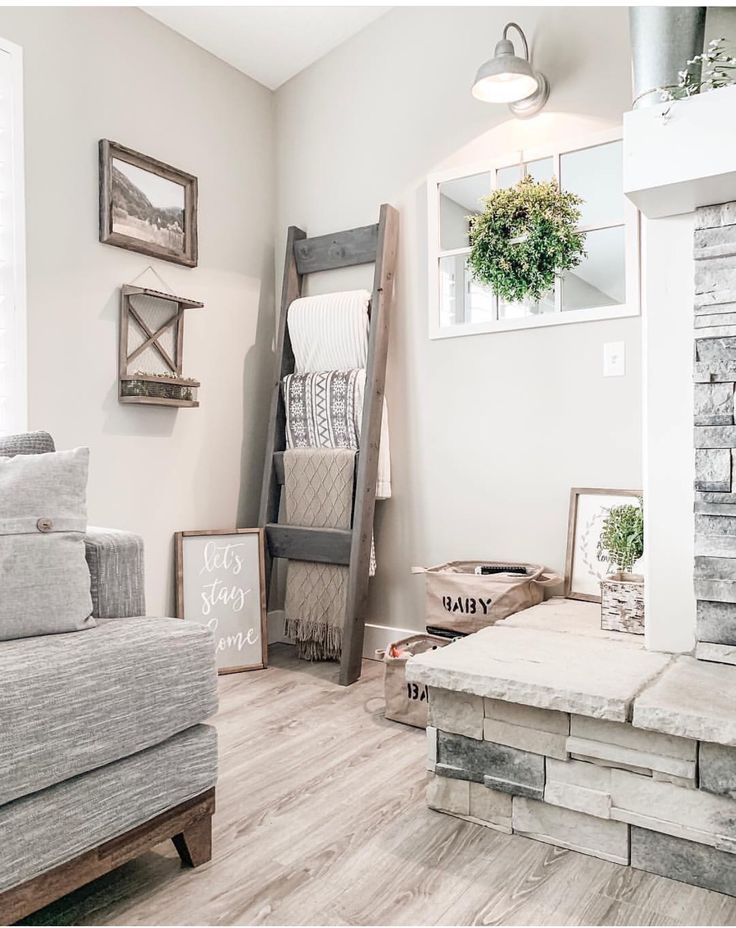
[603,341,626,377]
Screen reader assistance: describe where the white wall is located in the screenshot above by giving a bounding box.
[275,7,642,636]
[0,7,275,616]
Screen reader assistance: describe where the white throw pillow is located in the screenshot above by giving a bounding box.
[0,447,95,640]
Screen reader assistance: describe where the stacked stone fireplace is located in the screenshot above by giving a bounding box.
[407,601,736,898]
[694,201,736,666]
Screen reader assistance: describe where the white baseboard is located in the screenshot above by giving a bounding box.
[267,611,421,662]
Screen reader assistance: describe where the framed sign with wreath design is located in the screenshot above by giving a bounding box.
[564,487,643,602]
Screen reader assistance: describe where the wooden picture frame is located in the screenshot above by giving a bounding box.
[175,528,267,674]
[99,139,198,267]
[564,487,643,603]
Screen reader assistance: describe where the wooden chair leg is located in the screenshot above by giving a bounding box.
[172,814,212,868]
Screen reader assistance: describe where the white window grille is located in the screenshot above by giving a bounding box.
[427,128,640,339]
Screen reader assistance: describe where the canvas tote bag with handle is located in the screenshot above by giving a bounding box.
[378,634,448,728]
[415,561,562,636]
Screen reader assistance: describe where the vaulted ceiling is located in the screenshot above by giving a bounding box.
[142,6,390,90]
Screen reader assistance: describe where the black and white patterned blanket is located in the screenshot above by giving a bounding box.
[283,369,362,450]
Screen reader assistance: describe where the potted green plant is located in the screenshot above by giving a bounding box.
[597,500,645,635]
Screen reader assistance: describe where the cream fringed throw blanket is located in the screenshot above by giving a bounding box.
[283,448,355,661]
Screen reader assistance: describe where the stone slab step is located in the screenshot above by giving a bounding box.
[632,656,736,748]
[407,625,672,723]
[497,598,644,644]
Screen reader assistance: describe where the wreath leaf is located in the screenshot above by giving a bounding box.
[468,176,587,304]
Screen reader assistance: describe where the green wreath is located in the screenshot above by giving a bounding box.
[468,176,586,304]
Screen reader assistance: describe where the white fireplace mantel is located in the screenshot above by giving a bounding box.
[623,86,736,655]
[624,85,736,220]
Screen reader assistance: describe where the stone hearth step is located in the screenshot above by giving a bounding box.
[413,594,736,898]
[496,598,645,643]
[632,656,736,747]
[407,623,671,723]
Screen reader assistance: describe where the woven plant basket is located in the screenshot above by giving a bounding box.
[600,572,645,635]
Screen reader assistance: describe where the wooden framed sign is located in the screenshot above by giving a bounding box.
[564,488,643,602]
[175,528,267,673]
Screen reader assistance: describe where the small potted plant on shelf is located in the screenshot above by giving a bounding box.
[597,499,645,635]
[121,370,198,403]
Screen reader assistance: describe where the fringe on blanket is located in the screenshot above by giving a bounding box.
[284,618,343,662]
[283,449,355,663]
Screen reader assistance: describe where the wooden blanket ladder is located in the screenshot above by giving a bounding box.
[259,204,399,685]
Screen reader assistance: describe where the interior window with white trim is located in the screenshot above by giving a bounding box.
[0,37,25,435]
[428,131,639,339]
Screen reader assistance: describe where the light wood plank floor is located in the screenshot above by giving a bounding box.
[22,645,736,926]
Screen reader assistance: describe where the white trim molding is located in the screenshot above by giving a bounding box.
[427,127,640,340]
[267,610,420,662]
[0,35,26,435]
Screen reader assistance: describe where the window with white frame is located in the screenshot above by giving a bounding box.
[427,130,639,339]
[0,37,25,435]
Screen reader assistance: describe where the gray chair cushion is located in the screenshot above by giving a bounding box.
[0,430,55,456]
[0,447,94,641]
[0,723,217,893]
[0,616,218,806]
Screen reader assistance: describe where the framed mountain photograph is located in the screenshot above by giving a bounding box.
[99,139,198,267]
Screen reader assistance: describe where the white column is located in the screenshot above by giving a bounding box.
[641,214,696,653]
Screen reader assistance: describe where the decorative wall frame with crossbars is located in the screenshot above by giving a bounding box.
[118,284,203,407]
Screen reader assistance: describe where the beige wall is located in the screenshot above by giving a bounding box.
[0,7,275,616]
[275,7,643,636]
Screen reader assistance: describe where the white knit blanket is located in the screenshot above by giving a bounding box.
[288,289,370,371]
[287,289,391,498]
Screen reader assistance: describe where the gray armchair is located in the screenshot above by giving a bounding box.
[85,527,145,619]
[0,431,219,924]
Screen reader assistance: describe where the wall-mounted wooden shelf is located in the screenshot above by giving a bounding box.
[119,285,203,407]
[119,396,200,409]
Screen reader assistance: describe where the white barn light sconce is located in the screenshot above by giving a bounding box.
[472,22,549,118]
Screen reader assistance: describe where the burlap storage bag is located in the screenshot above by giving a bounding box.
[415,561,562,636]
[378,634,448,728]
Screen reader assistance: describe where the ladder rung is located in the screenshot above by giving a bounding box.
[294,223,379,275]
[273,450,359,486]
[265,524,352,565]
